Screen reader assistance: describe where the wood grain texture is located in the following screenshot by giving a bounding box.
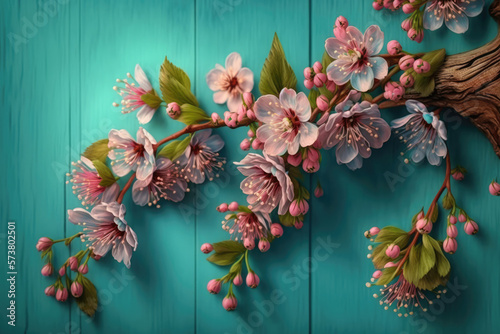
[0,0,499,334]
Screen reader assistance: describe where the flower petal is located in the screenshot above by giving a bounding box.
[227,93,242,112]
[444,8,469,34]
[279,88,297,110]
[295,92,312,122]
[132,179,150,206]
[369,57,388,80]
[350,66,374,92]
[363,25,384,55]
[423,5,445,31]
[136,105,156,124]
[67,208,97,225]
[134,64,152,92]
[254,95,283,123]
[263,134,288,156]
[326,59,353,86]
[299,123,319,148]
[102,183,120,203]
[463,0,484,17]
[213,90,229,104]
[237,67,254,92]
[325,37,348,59]
[206,68,225,91]
[225,52,242,77]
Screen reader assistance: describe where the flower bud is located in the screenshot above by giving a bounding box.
[316,95,329,112]
[211,112,221,123]
[200,243,213,254]
[246,272,260,288]
[251,138,264,150]
[398,55,414,70]
[313,73,327,87]
[228,201,239,211]
[408,29,424,43]
[413,59,431,74]
[387,40,402,55]
[270,223,284,238]
[372,270,383,279]
[36,237,53,252]
[243,238,255,250]
[56,288,68,302]
[247,129,254,137]
[217,203,228,212]
[302,158,320,173]
[45,285,56,296]
[401,18,412,31]
[452,171,464,181]
[71,281,83,298]
[240,138,251,151]
[258,239,271,252]
[458,214,467,223]
[243,92,254,108]
[207,279,222,294]
[447,224,458,238]
[449,215,458,225]
[385,244,400,258]
[58,266,66,276]
[41,263,53,276]
[246,109,256,120]
[400,72,415,88]
[91,254,101,261]
[326,80,336,92]
[464,220,478,235]
[416,218,433,234]
[233,274,243,286]
[287,153,302,167]
[294,220,304,230]
[289,200,301,217]
[224,111,238,128]
[489,181,500,196]
[417,211,425,220]
[222,296,238,311]
[384,261,397,268]
[335,16,348,29]
[383,81,405,101]
[443,238,458,254]
[68,256,79,271]
[314,185,324,198]
[166,102,181,119]
[312,61,323,74]
[78,264,88,274]
[373,2,384,10]
[369,227,380,237]
[304,79,314,90]
[402,3,415,13]
[303,67,312,80]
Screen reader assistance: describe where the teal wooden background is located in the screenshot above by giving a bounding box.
[1,0,499,333]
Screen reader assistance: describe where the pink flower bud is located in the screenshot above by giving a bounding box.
[41,263,53,276]
[464,220,478,235]
[335,16,348,29]
[246,272,260,288]
[416,218,432,234]
[384,261,397,268]
[45,285,56,296]
[369,227,380,236]
[217,203,228,212]
[302,158,320,173]
[372,270,383,279]
[449,215,458,225]
[385,244,400,258]
[200,243,213,254]
[233,274,243,286]
[207,279,222,294]
[258,239,271,252]
[326,80,336,92]
[489,181,500,196]
[222,296,237,311]
[289,200,301,217]
[56,288,68,302]
[413,59,431,74]
[240,138,251,151]
[387,40,402,55]
[92,254,101,261]
[166,102,181,119]
[303,67,312,80]
[71,281,83,298]
[314,185,324,198]
[251,138,264,150]
[452,171,464,181]
[211,112,221,123]
[458,214,467,223]
[36,237,53,252]
[447,224,458,238]
[224,111,238,128]
[312,61,323,74]
[417,211,425,220]
[294,220,304,230]
[243,92,254,108]
[316,95,329,112]
[58,266,66,276]
[247,129,254,137]
[287,153,302,167]
[313,73,327,87]
[246,109,256,120]
[402,3,415,13]
[373,2,384,10]
[304,79,314,90]
[383,81,405,101]
[443,238,457,254]
[401,18,412,31]
[78,264,88,274]
[68,256,79,271]
[243,238,255,250]
[270,223,283,238]
[400,72,415,88]
[408,29,424,43]
[228,201,239,211]
[398,55,414,70]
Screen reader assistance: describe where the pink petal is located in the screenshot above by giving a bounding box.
[325,37,348,59]
[227,93,242,112]
[279,88,297,110]
[299,123,319,147]
[136,105,156,124]
[369,57,388,80]
[326,59,353,85]
[225,52,242,77]
[363,25,384,56]
[256,124,275,142]
[102,183,120,203]
[213,90,229,104]
[134,64,152,92]
[350,67,374,92]
[295,92,312,122]
[206,68,225,91]
[237,67,254,92]
[254,95,283,123]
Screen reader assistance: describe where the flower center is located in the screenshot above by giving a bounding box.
[133,143,145,157]
[423,113,433,124]
[229,77,238,89]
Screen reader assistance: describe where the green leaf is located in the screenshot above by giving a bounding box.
[376,266,398,286]
[374,226,408,244]
[157,135,192,161]
[428,236,451,277]
[321,50,334,72]
[410,48,446,97]
[177,104,210,125]
[76,276,98,317]
[259,33,297,96]
[308,89,320,110]
[159,58,198,106]
[420,48,446,78]
[278,212,297,227]
[412,75,435,97]
[212,240,247,254]
[82,139,109,163]
[431,205,439,223]
[140,89,163,109]
[207,252,244,266]
[416,266,448,291]
[207,240,247,266]
[403,244,421,284]
[442,191,455,210]
[92,160,117,187]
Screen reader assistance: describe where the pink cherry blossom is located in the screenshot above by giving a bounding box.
[325,25,388,92]
[254,88,318,156]
[318,90,391,170]
[68,202,138,268]
[132,157,187,207]
[222,210,271,248]
[113,64,159,124]
[423,0,484,34]
[108,127,156,181]
[235,153,294,215]
[206,52,254,112]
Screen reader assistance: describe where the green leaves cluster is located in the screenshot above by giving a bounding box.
[372,226,410,270]
[92,160,118,187]
[82,139,109,163]
[410,48,446,97]
[259,33,297,97]
[157,134,192,161]
[207,240,247,266]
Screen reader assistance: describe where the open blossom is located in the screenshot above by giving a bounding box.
[68,202,138,268]
[325,25,388,92]
[391,100,447,166]
[206,52,254,112]
[68,156,120,207]
[423,0,484,34]
[254,88,318,156]
[108,127,156,181]
[234,153,294,215]
[318,90,391,170]
[132,157,188,207]
[176,129,225,184]
[222,210,271,248]
[113,64,159,124]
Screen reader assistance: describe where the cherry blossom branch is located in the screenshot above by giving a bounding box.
[117,172,136,204]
